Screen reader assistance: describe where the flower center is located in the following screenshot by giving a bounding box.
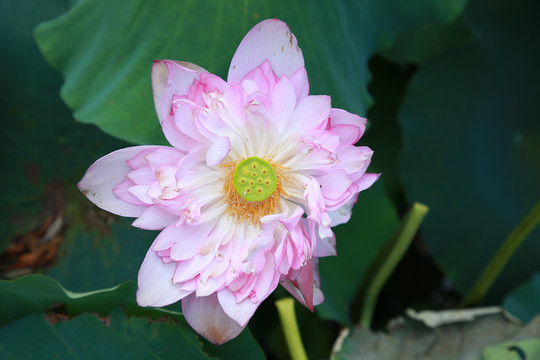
[222,157,287,224]
[233,157,277,201]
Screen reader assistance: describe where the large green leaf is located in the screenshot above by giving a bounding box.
[503,273,540,324]
[0,274,266,359]
[0,310,211,360]
[0,274,192,326]
[0,274,137,326]
[0,0,131,250]
[398,0,540,301]
[45,216,155,292]
[34,0,466,145]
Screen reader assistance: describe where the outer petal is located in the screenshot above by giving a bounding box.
[78,146,157,217]
[328,195,357,227]
[182,293,245,345]
[228,19,304,83]
[137,247,192,307]
[152,60,205,124]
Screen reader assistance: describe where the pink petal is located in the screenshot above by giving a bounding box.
[182,293,245,344]
[356,173,381,192]
[152,60,204,124]
[132,205,179,230]
[240,60,277,96]
[206,136,231,166]
[78,146,157,217]
[151,221,215,252]
[329,108,366,144]
[289,66,309,101]
[137,247,192,307]
[217,287,260,326]
[113,178,147,206]
[317,170,353,201]
[288,95,331,135]
[161,113,202,152]
[228,19,304,83]
[335,145,374,175]
[281,257,315,311]
[270,76,297,132]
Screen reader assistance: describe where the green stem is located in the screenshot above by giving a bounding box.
[275,297,308,360]
[461,198,540,307]
[360,202,429,329]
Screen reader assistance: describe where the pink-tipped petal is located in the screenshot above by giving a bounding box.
[137,247,192,307]
[78,146,157,217]
[329,108,367,144]
[206,136,231,166]
[132,205,179,230]
[228,19,304,83]
[152,60,205,124]
[182,293,245,344]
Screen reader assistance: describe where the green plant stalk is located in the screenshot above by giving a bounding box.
[360,202,429,329]
[461,198,540,308]
[275,298,308,360]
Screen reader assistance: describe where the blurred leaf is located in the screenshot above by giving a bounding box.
[0,274,265,359]
[45,216,155,292]
[359,203,428,328]
[381,19,474,65]
[0,310,211,360]
[483,339,540,360]
[0,0,130,249]
[34,0,466,145]
[202,329,266,360]
[317,181,399,325]
[398,0,540,301]
[503,273,540,324]
[0,274,183,326]
[333,313,540,360]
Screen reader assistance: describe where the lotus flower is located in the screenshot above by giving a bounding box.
[78,19,378,344]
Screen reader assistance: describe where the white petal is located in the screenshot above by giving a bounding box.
[206,136,231,166]
[182,293,245,344]
[217,287,259,326]
[78,146,156,217]
[228,19,304,83]
[137,247,192,307]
